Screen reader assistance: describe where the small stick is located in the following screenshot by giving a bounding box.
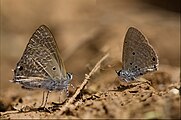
[59,53,109,115]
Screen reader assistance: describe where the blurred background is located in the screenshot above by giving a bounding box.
[0,0,180,104]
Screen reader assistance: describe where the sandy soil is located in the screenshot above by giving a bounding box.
[0,0,180,119]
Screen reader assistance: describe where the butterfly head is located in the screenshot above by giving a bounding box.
[66,72,73,81]
[62,72,73,85]
[115,70,131,82]
[115,70,123,80]
[115,70,121,76]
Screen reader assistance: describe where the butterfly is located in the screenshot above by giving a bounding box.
[11,25,73,107]
[116,27,159,82]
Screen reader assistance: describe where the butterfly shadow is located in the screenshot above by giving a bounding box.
[108,77,151,92]
[108,83,138,92]
[2,99,68,116]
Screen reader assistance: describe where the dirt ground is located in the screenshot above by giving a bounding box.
[0,0,180,119]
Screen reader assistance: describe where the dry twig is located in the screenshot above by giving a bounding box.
[59,53,109,115]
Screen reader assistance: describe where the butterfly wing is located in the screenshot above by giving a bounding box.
[34,25,67,77]
[122,27,158,75]
[13,25,66,82]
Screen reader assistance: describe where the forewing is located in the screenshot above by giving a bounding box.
[33,25,67,77]
[13,25,66,81]
[122,27,158,74]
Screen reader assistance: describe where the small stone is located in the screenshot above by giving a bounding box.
[169,88,179,95]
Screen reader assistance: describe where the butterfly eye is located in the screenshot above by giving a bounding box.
[67,73,73,80]
[52,66,56,71]
[18,66,23,71]
[115,70,120,76]
[132,52,135,55]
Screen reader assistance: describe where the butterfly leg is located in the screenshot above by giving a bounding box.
[42,91,50,107]
[124,79,129,82]
[59,91,63,103]
[40,91,45,107]
[65,87,69,97]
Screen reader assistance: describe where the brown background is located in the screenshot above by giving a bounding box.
[0,0,180,119]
